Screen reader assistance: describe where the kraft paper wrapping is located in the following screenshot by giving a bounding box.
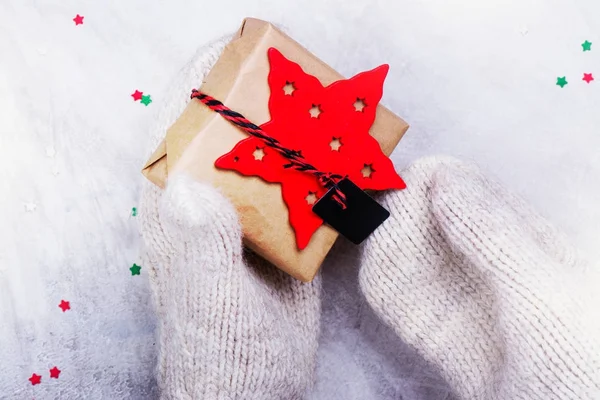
[142,18,409,282]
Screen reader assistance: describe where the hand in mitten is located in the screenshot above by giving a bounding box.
[139,37,320,400]
[360,157,600,400]
[140,174,320,400]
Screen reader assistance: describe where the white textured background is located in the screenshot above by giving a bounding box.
[1,0,599,399]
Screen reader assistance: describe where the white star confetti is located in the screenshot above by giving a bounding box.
[24,202,37,212]
[45,146,56,158]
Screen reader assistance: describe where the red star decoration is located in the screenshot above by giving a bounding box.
[73,14,84,25]
[216,48,405,249]
[583,73,594,83]
[28,373,41,385]
[49,366,61,379]
[58,300,70,312]
[131,90,144,101]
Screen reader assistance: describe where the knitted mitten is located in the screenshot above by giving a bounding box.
[360,157,600,399]
[139,38,320,400]
[141,175,320,400]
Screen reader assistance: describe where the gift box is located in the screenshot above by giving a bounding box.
[142,18,409,282]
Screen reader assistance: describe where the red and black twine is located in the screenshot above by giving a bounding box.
[190,89,347,207]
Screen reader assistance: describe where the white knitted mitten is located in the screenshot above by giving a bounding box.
[141,175,320,400]
[139,38,320,400]
[360,157,600,399]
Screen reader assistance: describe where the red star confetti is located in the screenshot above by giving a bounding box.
[58,300,70,312]
[49,366,61,379]
[131,90,143,101]
[73,14,84,25]
[29,373,41,386]
[583,73,594,83]
[216,48,405,249]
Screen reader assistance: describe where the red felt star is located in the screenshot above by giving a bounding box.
[131,90,144,101]
[73,14,84,25]
[216,48,405,249]
[583,73,594,83]
[28,373,41,386]
[58,300,70,312]
[49,366,61,379]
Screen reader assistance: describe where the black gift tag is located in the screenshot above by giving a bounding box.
[312,178,390,244]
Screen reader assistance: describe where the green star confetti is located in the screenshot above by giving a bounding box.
[556,76,568,88]
[130,263,141,276]
[131,207,137,217]
[141,95,152,106]
[582,40,592,52]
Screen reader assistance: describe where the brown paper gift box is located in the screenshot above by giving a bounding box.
[142,18,409,282]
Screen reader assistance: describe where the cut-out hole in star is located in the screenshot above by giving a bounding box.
[309,104,322,118]
[305,192,318,205]
[253,147,265,161]
[283,81,296,96]
[233,156,239,162]
[361,163,375,178]
[330,137,342,151]
[354,98,366,112]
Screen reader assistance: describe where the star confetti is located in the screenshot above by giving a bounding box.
[582,40,592,52]
[583,73,594,83]
[73,14,84,26]
[216,48,405,248]
[49,366,61,379]
[58,300,70,312]
[556,76,568,88]
[130,263,141,276]
[131,90,143,101]
[24,202,37,212]
[29,373,41,386]
[141,95,152,106]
